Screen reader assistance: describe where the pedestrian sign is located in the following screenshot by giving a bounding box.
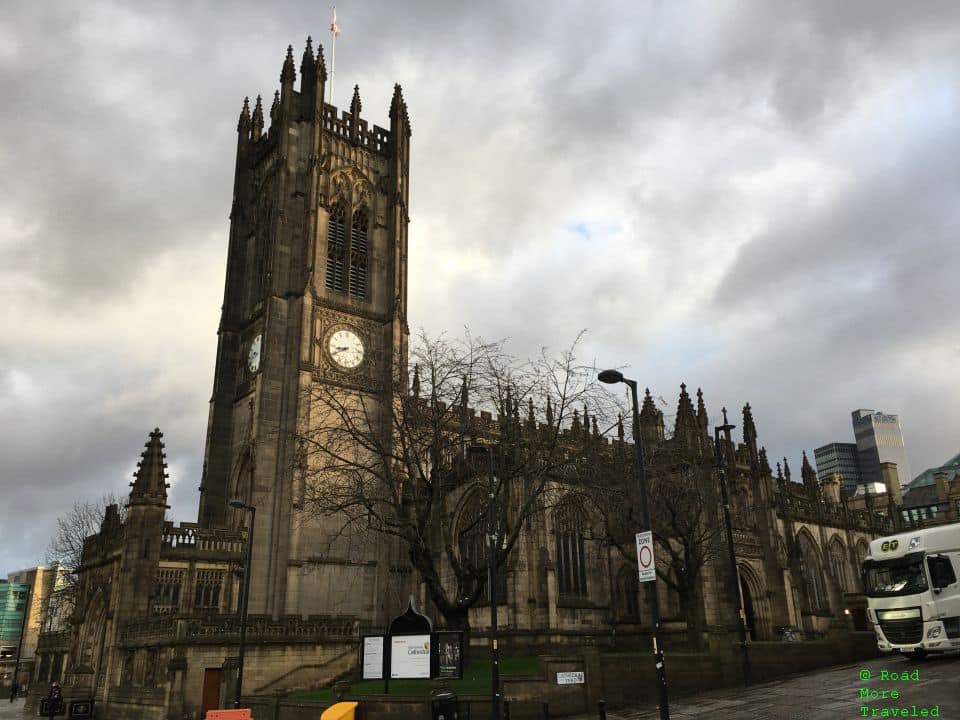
[636,531,655,583]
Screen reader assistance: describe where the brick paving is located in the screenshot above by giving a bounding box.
[574,652,960,720]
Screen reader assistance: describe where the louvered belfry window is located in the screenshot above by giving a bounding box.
[325,203,347,291]
[349,206,369,298]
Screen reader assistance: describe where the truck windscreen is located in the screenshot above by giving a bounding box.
[862,552,928,598]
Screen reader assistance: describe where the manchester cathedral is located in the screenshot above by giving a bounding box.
[31,38,899,720]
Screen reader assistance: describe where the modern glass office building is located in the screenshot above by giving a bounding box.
[851,409,912,489]
[813,442,863,494]
[0,579,28,685]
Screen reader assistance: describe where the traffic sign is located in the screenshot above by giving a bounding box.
[636,531,655,583]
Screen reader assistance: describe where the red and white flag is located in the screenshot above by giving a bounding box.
[330,7,341,36]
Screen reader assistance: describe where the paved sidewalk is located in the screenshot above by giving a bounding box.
[0,698,31,720]
[572,652,960,720]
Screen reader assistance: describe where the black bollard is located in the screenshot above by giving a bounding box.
[504,700,511,720]
[465,699,471,720]
[542,702,550,720]
[598,699,607,720]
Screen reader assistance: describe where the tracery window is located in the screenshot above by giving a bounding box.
[828,539,851,592]
[349,206,368,298]
[615,565,639,619]
[325,202,369,299]
[153,569,184,615]
[193,570,223,611]
[325,203,347,292]
[798,533,828,613]
[554,502,589,599]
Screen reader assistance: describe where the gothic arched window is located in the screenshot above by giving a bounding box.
[554,501,589,599]
[325,203,347,292]
[798,532,828,613]
[828,538,851,593]
[349,206,369,298]
[615,565,639,619]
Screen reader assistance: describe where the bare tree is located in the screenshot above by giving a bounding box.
[45,493,126,588]
[298,330,616,635]
[591,447,724,649]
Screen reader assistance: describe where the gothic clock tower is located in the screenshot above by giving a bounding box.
[198,39,411,621]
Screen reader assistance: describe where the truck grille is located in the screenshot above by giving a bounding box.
[879,618,922,645]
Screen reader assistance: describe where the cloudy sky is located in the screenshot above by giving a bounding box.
[2,0,959,572]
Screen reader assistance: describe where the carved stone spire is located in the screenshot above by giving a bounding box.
[238,96,251,136]
[801,450,819,496]
[617,413,624,442]
[696,387,708,436]
[673,383,699,451]
[411,364,420,398]
[390,83,411,137]
[783,457,792,483]
[251,95,264,139]
[759,446,772,477]
[300,36,315,76]
[350,84,362,116]
[281,44,296,84]
[316,42,328,83]
[270,90,280,124]
[129,428,169,508]
[545,396,554,427]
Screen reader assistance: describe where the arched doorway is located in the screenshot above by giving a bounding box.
[739,575,757,640]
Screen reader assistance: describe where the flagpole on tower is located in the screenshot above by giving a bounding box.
[329,6,341,105]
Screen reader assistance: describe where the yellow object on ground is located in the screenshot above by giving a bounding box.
[321,701,359,720]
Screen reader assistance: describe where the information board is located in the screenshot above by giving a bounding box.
[636,530,656,583]
[361,636,385,680]
[435,631,463,679]
[390,634,431,679]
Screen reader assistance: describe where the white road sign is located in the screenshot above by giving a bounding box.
[636,531,655,583]
[556,671,585,685]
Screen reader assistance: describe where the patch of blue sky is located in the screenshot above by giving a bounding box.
[564,219,625,242]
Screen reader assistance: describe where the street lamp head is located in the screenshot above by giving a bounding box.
[229,498,250,510]
[598,369,624,385]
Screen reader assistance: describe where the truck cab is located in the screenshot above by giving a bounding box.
[862,523,960,658]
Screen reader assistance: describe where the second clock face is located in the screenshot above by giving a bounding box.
[328,329,364,369]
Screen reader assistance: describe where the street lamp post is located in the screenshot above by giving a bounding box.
[713,409,751,686]
[229,499,256,709]
[598,370,670,720]
[467,445,501,720]
[9,586,31,702]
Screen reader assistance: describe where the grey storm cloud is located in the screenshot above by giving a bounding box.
[2,0,959,572]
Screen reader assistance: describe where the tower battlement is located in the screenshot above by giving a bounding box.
[236,38,408,159]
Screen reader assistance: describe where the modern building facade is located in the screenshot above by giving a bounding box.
[2,565,68,691]
[851,409,912,490]
[814,442,862,494]
[0,579,28,688]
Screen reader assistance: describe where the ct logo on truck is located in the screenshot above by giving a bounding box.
[880,540,899,552]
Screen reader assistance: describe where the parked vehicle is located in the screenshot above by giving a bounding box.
[862,522,960,659]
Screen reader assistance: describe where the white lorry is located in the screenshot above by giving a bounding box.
[861,522,960,659]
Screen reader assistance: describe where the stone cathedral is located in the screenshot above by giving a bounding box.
[31,38,895,720]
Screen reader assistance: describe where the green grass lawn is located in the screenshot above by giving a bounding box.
[288,656,541,701]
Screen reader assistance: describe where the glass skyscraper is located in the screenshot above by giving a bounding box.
[851,409,912,489]
[814,442,863,495]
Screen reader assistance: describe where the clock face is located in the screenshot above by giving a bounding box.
[328,328,364,369]
[247,334,262,374]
